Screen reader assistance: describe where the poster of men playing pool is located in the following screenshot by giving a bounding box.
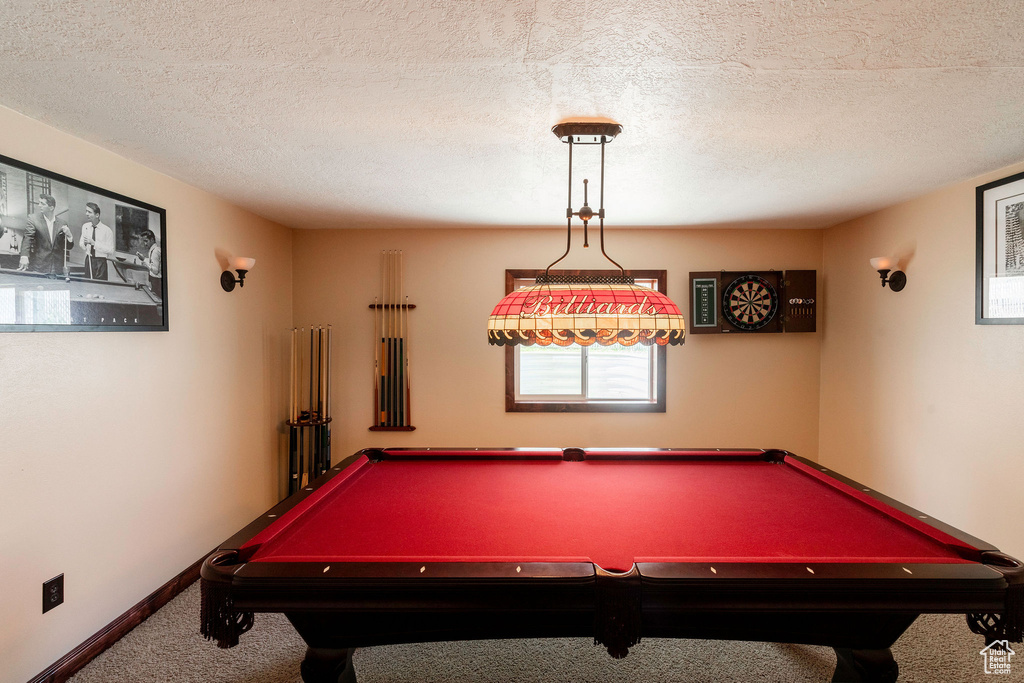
[0,153,167,332]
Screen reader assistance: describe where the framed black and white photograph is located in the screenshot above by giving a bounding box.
[977,169,1024,325]
[0,153,167,332]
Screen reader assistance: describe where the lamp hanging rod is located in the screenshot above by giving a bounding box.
[545,125,624,277]
[598,137,624,275]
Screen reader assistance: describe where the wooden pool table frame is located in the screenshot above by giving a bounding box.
[201,448,1023,683]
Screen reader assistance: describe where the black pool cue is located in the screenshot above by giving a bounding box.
[373,297,379,427]
[404,294,412,428]
[319,326,326,472]
[308,326,314,422]
[386,251,393,427]
[391,251,398,426]
[299,328,306,487]
[326,325,332,465]
[314,326,320,476]
[395,250,403,428]
[317,326,323,418]
[378,250,384,426]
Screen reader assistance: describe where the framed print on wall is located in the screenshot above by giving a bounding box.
[0,153,167,332]
[977,169,1024,325]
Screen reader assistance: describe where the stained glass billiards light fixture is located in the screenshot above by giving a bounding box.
[487,122,685,347]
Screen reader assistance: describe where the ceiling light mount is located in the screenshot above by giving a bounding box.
[551,122,623,144]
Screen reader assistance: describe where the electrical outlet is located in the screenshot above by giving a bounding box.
[43,574,64,613]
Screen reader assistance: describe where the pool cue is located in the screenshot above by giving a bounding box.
[324,325,332,469]
[373,296,379,427]
[288,328,296,493]
[380,251,386,427]
[387,250,394,426]
[308,325,314,421]
[315,325,322,475]
[321,325,326,418]
[404,294,412,428]
[391,248,399,423]
[319,325,326,474]
[299,327,306,487]
[293,328,298,423]
[399,250,405,427]
[387,250,391,428]
[382,251,386,427]
[318,325,323,475]
[327,325,332,421]
[393,250,398,427]
[63,238,71,281]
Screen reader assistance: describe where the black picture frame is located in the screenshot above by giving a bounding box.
[0,153,167,332]
[976,169,1024,325]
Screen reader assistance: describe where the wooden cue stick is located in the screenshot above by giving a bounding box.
[326,325,332,420]
[385,250,387,428]
[322,325,327,420]
[388,250,394,426]
[389,250,393,428]
[288,328,295,492]
[298,328,304,486]
[399,249,405,426]
[325,325,331,469]
[294,327,298,422]
[380,250,385,426]
[321,326,326,418]
[383,250,388,427]
[391,248,395,423]
[317,325,323,418]
[294,327,298,423]
[314,326,318,418]
[308,325,314,421]
[373,296,379,426]
[315,326,321,472]
[320,326,326,421]
[289,328,294,423]
[382,249,385,428]
[405,293,411,427]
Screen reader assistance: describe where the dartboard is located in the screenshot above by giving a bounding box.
[722,274,779,331]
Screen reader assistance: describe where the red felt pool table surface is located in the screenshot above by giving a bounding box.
[243,449,975,571]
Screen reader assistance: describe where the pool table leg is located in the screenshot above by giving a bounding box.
[831,647,898,682]
[300,646,356,683]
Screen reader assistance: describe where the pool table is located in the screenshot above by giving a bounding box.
[200,448,1023,682]
[0,268,162,327]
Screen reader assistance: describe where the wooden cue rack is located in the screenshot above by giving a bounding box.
[370,249,415,431]
[287,325,332,494]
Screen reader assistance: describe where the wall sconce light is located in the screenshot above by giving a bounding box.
[221,256,256,292]
[869,257,906,292]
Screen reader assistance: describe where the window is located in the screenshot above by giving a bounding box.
[504,269,667,412]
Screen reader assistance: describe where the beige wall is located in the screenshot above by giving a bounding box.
[293,227,823,459]
[820,161,1024,560]
[0,106,293,683]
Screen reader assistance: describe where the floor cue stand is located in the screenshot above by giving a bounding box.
[288,325,332,495]
[287,412,332,495]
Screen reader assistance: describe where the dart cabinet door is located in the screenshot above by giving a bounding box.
[688,270,816,335]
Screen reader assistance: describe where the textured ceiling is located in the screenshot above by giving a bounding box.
[1,0,1023,230]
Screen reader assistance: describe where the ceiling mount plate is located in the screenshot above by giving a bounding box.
[551,122,622,144]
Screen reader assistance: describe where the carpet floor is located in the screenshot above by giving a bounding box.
[68,583,1006,682]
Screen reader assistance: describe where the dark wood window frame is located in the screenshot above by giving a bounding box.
[505,269,668,413]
